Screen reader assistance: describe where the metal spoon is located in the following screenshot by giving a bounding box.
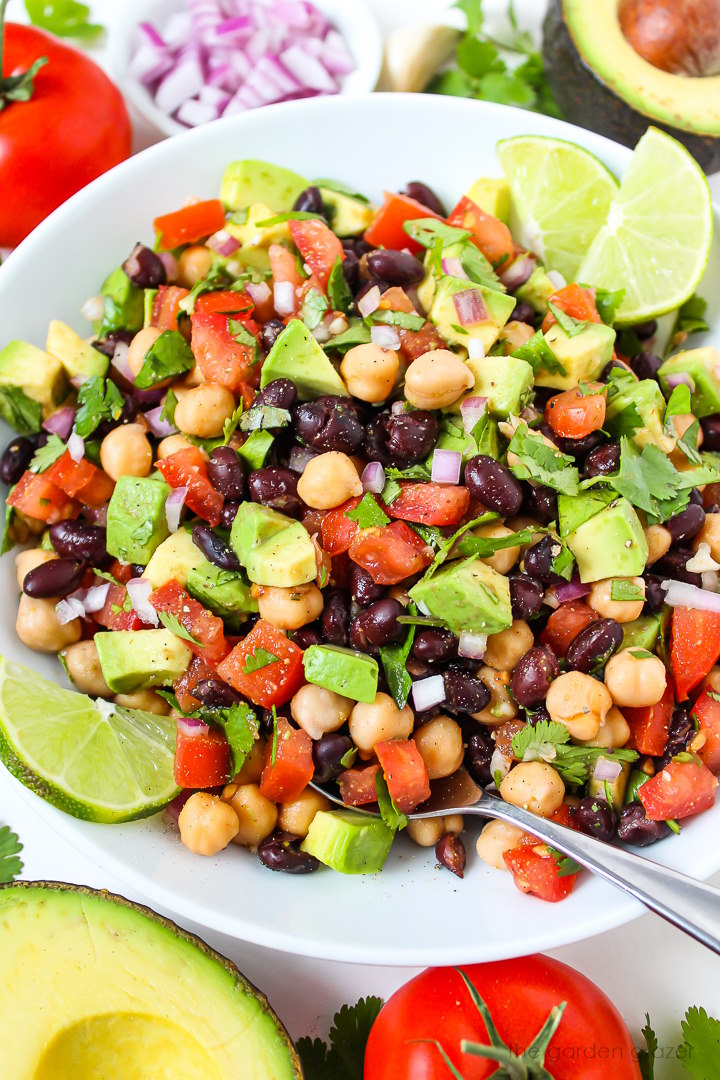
[309,770,720,956]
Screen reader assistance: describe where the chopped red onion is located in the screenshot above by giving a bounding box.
[246,280,271,306]
[111,341,133,382]
[459,395,487,436]
[67,433,85,463]
[81,295,104,323]
[391,400,406,415]
[177,716,210,738]
[661,579,720,612]
[467,338,485,361]
[547,270,567,290]
[328,314,348,336]
[164,789,193,826]
[555,579,591,604]
[158,251,178,282]
[592,757,623,784]
[177,98,220,127]
[55,597,85,625]
[361,461,386,494]
[144,402,178,438]
[70,373,90,390]
[452,289,488,327]
[441,257,466,279]
[322,30,354,75]
[500,254,536,290]
[370,324,400,350]
[490,748,511,783]
[138,21,166,49]
[155,54,205,115]
[288,446,318,473]
[126,578,160,626]
[68,582,111,615]
[357,285,381,318]
[207,229,240,256]
[664,372,695,393]
[280,44,336,90]
[703,571,720,593]
[165,487,188,533]
[543,588,560,610]
[411,675,446,712]
[42,407,75,440]
[431,449,462,485]
[128,43,173,85]
[273,281,296,316]
[458,631,487,659]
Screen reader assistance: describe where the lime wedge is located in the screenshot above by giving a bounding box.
[578,127,713,325]
[497,134,619,282]
[0,658,179,823]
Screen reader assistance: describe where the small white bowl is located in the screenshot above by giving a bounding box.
[109,0,383,139]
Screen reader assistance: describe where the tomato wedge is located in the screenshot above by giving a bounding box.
[194,288,253,316]
[398,322,446,362]
[156,447,224,527]
[151,285,190,331]
[386,482,470,526]
[624,678,674,756]
[670,607,720,701]
[216,619,305,709]
[348,521,433,586]
[364,192,443,254]
[190,310,260,395]
[288,218,344,290]
[541,601,598,657]
[154,199,226,249]
[320,496,362,555]
[542,283,602,333]
[504,846,578,902]
[174,655,217,713]
[259,717,314,803]
[691,689,720,773]
[8,470,78,524]
[639,757,718,820]
[545,387,606,440]
[149,580,229,665]
[338,764,381,807]
[93,586,142,632]
[448,196,514,269]
[45,450,114,507]
[174,724,231,789]
[375,739,431,814]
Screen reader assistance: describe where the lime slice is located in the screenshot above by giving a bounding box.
[578,127,713,325]
[497,134,619,282]
[0,658,179,823]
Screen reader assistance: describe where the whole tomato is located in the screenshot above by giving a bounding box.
[364,956,642,1079]
[0,17,131,246]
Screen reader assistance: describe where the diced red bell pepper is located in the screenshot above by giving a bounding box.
[338,764,381,807]
[320,496,362,555]
[348,521,433,586]
[375,739,431,814]
[503,846,577,902]
[149,579,229,665]
[386,482,470,527]
[152,285,190,332]
[93,586,142,631]
[639,756,718,821]
[174,723,231,789]
[154,199,226,250]
[364,192,443,254]
[447,196,514,269]
[156,447,224,527]
[541,283,602,333]
[541,601,598,657]
[670,607,720,701]
[216,619,305,709]
[174,655,217,713]
[259,717,314,803]
[691,689,720,773]
[194,289,254,316]
[7,470,78,524]
[190,310,260,395]
[45,450,114,507]
[288,218,345,291]
[624,678,674,756]
[399,322,446,362]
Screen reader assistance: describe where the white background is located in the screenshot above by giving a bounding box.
[2,0,720,1071]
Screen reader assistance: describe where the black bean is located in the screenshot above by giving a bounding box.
[341,247,360,291]
[354,599,405,647]
[257,831,320,873]
[351,564,385,606]
[412,627,458,664]
[0,436,34,486]
[689,488,703,506]
[253,378,298,411]
[348,615,379,656]
[321,589,350,646]
[523,704,551,727]
[511,646,559,707]
[666,502,705,544]
[193,678,242,708]
[512,301,535,325]
[261,319,287,352]
[93,329,133,359]
[523,535,566,585]
[657,707,694,767]
[566,619,623,673]
[122,242,166,289]
[220,501,240,530]
[248,467,304,517]
[631,350,662,381]
[192,523,240,572]
[584,443,620,478]
[642,574,666,614]
[295,396,365,455]
[465,728,494,786]
[292,624,323,649]
[365,410,439,467]
[293,186,325,215]
[366,249,425,286]
[700,415,720,452]
[575,796,617,842]
[207,446,246,502]
[465,455,523,516]
[617,803,672,846]
[654,548,702,588]
[443,667,491,714]
[47,520,105,563]
[524,483,557,525]
[401,181,446,217]
[509,574,545,621]
[313,732,354,783]
[435,833,465,878]
[552,429,604,460]
[23,557,85,598]
[634,320,658,342]
[601,358,632,381]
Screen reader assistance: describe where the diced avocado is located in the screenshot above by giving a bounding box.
[186,562,257,629]
[145,528,206,589]
[261,320,348,401]
[95,629,192,693]
[238,430,274,469]
[220,159,307,212]
[230,502,295,564]
[658,346,720,419]
[106,476,172,565]
[45,321,108,381]
[605,378,675,453]
[429,275,516,351]
[625,768,651,804]
[515,266,556,314]
[557,489,615,538]
[94,267,144,338]
[588,760,631,805]
[566,498,648,583]
[622,612,666,651]
[466,177,511,223]
[320,188,374,237]
[301,810,394,874]
[458,354,534,419]
[535,321,616,391]
[0,341,68,416]
[409,556,512,637]
[425,422,477,466]
[303,644,379,704]
[224,203,291,271]
[230,502,317,588]
[143,288,158,328]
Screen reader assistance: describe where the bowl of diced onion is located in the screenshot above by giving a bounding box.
[109,0,383,137]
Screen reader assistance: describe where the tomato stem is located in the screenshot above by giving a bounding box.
[0,0,48,112]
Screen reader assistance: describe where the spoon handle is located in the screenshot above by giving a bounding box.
[469,798,720,956]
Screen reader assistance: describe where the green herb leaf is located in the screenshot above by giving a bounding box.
[324,320,372,353]
[340,747,357,769]
[256,210,324,227]
[456,35,504,79]
[25,0,103,39]
[385,464,433,482]
[680,1006,720,1079]
[380,477,402,505]
[453,0,485,36]
[0,386,42,435]
[606,437,720,525]
[237,429,274,469]
[637,1014,658,1080]
[157,611,203,647]
[0,825,23,884]
[222,403,245,445]
[216,702,259,776]
[180,264,234,314]
[403,219,471,250]
[74,375,125,438]
[550,543,575,581]
[676,294,710,339]
[376,771,408,831]
[511,330,566,376]
[610,580,645,602]
[242,647,279,675]
[297,997,384,1080]
[345,493,389,530]
[379,611,417,710]
[238,406,290,432]
[161,389,178,426]
[327,257,353,315]
[512,719,571,759]
[548,301,587,337]
[1,498,15,557]
[549,848,582,877]
[29,434,66,474]
[512,721,637,786]
[454,525,538,560]
[593,287,626,325]
[227,319,262,365]
[507,423,579,495]
[270,706,279,766]
[301,288,329,331]
[134,330,195,389]
[664,384,701,463]
[371,309,425,331]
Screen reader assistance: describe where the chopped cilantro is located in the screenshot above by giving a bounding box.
[345,493,389,530]
[605,437,720,525]
[216,702,259,776]
[548,301,586,337]
[512,721,637,786]
[74,375,125,438]
[592,286,626,326]
[301,288,329,331]
[0,386,42,435]
[674,294,710,341]
[380,477,402,505]
[511,330,566,376]
[403,219,470,249]
[0,825,23,884]
[297,997,384,1080]
[134,330,195,389]
[157,611,202,646]
[238,406,291,432]
[376,771,408,831]
[29,434,66,473]
[255,210,324,227]
[549,849,583,877]
[327,257,353,314]
[222,402,245,445]
[324,320,372,353]
[550,543,575,581]
[379,606,418,710]
[371,309,425,331]
[454,525,538,560]
[160,389,178,426]
[507,423,579,495]
[664,384,701,463]
[340,747,357,769]
[385,463,432,482]
[227,319,261,365]
[610,580,645,602]
[637,1015,658,1080]
[180,263,234,314]
[237,429,274,469]
[243,647,279,675]
[270,706,279,765]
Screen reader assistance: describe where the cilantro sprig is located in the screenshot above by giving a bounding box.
[29,433,66,474]
[512,721,637,786]
[297,998,384,1080]
[74,375,124,438]
[507,423,579,496]
[345,494,389,530]
[376,772,408,832]
[0,825,23,884]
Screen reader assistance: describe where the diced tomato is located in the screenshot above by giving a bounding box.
[194,289,253,316]
[149,580,229,665]
[670,607,720,701]
[45,450,114,507]
[108,560,133,584]
[541,284,602,333]
[154,199,226,250]
[517,803,578,848]
[259,717,314,803]
[288,218,344,291]
[174,723,231,789]
[338,764,381,806]
[7,470,78,524]
[545,387,606,440]
[174,655,216,713]
[156,447,224,527]
[364,192,443,254]
[386,482,470,527]
[540,600,598,657]
[503,846,577,902]
[691,689,720,773]
[190,310,260,395]
[375,739,431,814]
[216,619,305,709]
[625,679,674,756]
[269,243,304,291]
[448,196,513,269]
[320,496,362,555]
[348,521,433,586]
[93,586,142,631]
[639,757,718,820]
[399,322,446,362]
[152,285,190,331]
[377,287,416,314]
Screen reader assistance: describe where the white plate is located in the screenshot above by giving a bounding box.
[1,94,719,966]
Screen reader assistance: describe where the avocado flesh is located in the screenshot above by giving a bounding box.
[542,0,720,172]
[515,266,556,315]
[0,341,68,415]
[320,187,374,236]
[106,476,172,565]
[303,644,379,704]
[658,347,720,420]
[95,629,193,693]
[457,354,534,419]
[46,321,108,381]
[410,556,513,637]
[465,176,511,224]
[220,159,307,212]
[566,498,649,583]
[186,561,257,629]
[429,275,516,351]
[534,321,615,391]
[0,883,301,1079]
[605,378,676,453]
[224,202,293,271]
[302,810,394,874]
[261,319,348,401]
[145,528,206,589]
[231,503,317,587]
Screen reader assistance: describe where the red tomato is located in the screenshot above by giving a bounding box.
[377,287,416,314]
[288,218,344,290]
[386,482,470,526]
[503,846,577,902]
[691,689,720,773]
[259,717,314,803]
[545,387,606,440]
[93,587,142,632]
[399,322,446,362]
[364,192,443,254]
[108,560,133,584]
[194,289,253,316]
[448,196,514,269]
[320,496,362,555]
[156,447,224,527]
[149,580,229,665]
[154,199,226,250]
[151,286,190,332]
[45,451,114,507]
[338,764,381,806]
[364,957,642,1080]
[7,470,78,524]
[375,739,431,813]
[190,310,260,395]
[174,655,216,713]
[624,678,674,755]
[174,724,230,789]
[348,522,433,586]
[540,601,598,657]
[670,607,720,700]
[640,757,718,820]
[0,24,131,247]
[542,283,602,333]
[216,619,305,708]
[269,243,304,290]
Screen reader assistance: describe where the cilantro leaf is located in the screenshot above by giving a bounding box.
[345,494,389,530]
[227,319,262,365]
[161,389,178,427]
[664,384,701,464]
[327,257,353,315]
[605,438,719,525]
[403,219,470,250]
[680,1006,720,1079]
[0,386,42,435]
[256,211,324,227]
[180,264,234,315]
[550,543,575,581]
[243,647,279,675]
[380,477,402,505]
[340,746,357,769]
[550,849,583,877]
[134,330,195,389]
[675,294,710,339]
[1,499,15,557]
[0,825,23,884]
[371,309,425,331]
[216,702,259,775]
[548,301,587,337]
[385,464,433,482]
[324,320,372,353]
[29,434,66,473]
[593,287,626,326]
[512,719,571,759]
[237,429,273,469]
[238,406,291,432]
[507,423,579,495]
[511,330,566,376]
[637,1015,657,1080]
[328,998,385,1080]
[376,771,408,831]
[296,1036,336,1080]
[25,0,103,39]
[453,0,485,36]
[610,580,645,602]
[74,375,125,438]
[459,244,501,290]
[454,525,538,560]
[157,611,202,646]
[270,706,279,765]
[512,722,637,785]
[222,403,245,445]
[379,613,417,710]
[301,288,329,331]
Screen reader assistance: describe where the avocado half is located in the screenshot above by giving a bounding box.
[0,881,303,1080]
[543,0,720,172]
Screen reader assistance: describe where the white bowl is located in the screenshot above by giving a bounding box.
[108,0,383,139]
[1,94,719,966]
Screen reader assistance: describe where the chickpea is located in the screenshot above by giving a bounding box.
[16,594,81,653]
[473,666,518,726]
[349,692,414,753]
[412,715,464,780]
[178,792,239,856]
[296,452,363,510]
[404,349,474,410]
[278,788,330,839]
[484,619,533,671]
[178,245,213,288]
[340,343,399,403]
[546,671,612,740]
[233,737,266,784]
[128,326,163,379]
[604,649,667,708]
[183,364,205,387]
[473,523,521,575]
[15,548,56,591]
[499,320,534,353]
[100,424,152,481]
[475,819,527,869]
[157,433,206,460]
[581,706,631,749]
[588,577,646,623]
[253,582,323,630]
[693,514,720,562]
[290,684,353,741]
[114,689,171,715]
[644,525,672,565]
[173,383,237,439]
[407,814,464,848]
[499,761,565,818]
[62,640,111,697]
[222,783,277,848]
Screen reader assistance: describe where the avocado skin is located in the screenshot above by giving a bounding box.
[542,0,720,173]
